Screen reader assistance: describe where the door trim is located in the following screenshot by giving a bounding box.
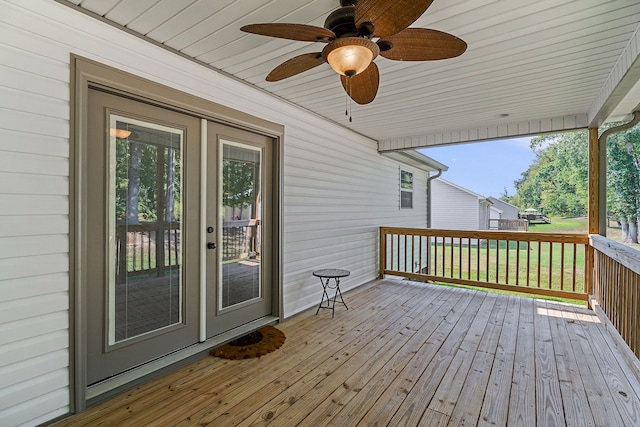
[71,55,284,411]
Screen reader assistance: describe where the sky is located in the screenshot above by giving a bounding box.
[418,137,536,198]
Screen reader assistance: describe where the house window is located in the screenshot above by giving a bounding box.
[400,169,413,209]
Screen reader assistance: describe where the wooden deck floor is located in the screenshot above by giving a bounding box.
[56,279,640,426]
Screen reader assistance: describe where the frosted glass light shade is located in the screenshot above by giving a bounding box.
[323,37,379,77]
[110,128,132,139]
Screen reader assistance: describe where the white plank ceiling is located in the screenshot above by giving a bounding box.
[58,0,640,147]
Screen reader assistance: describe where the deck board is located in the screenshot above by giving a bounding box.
[54,279,640,427]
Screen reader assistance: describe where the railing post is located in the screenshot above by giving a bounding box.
[588,127,601,235]
[379,227,386,279]
[586,244,594,307]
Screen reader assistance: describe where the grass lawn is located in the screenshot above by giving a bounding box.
[428,216,640,304]
[425,217,592,305]
[527,216,588,233]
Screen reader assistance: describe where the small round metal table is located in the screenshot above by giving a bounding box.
[313,268,350,318]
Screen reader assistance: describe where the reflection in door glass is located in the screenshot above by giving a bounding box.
[221,142,262,308]
[108,115,183,344]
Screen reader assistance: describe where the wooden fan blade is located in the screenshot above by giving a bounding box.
[266,53,326,82]
[340,62,379,105]
[241,23,335,42]
[379,28,467,61]
[355,0,434,37]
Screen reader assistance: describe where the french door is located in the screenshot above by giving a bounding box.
[206,123,273,337]
[85,89,274,386]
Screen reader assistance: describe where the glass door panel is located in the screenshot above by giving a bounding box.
[221,141,262,308]
[108,115,183,345]
[206,123,272,337]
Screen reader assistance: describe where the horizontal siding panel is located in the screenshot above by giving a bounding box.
[0,349,68,389]
[0,108,69,138]
[0,85,69,120]
[0,329,68,368]
[0,272,68,302]
[0,32,70,82]
[0,172,68,194]
[0,386,69,427]
[0,194,68,215]
[0,215,69,237]
[0,129,68,157]
[0,369,68,412]
[0,235,69,259]
[0,311,68,346]
[0,292,68,325]
[0,253,68,281]
[0,61,69,100]
[0,152,68,176]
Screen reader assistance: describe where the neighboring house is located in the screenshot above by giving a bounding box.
[430,178,492,230]
[489,205,504,221]
[487,197,520,219]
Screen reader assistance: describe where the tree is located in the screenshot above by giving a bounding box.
[607,127,640,243]
[223,160,256,219]
[512,131,588,217]
[115,137,182,224]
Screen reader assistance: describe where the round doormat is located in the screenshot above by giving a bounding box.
[210,325,286,360]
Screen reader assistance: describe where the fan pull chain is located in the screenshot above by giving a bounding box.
[346,77,352,123]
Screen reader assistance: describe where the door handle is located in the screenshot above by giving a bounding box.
[207,242,216,250]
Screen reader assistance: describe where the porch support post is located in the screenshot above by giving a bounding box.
[588,127,602,235]
[586,127,601,301]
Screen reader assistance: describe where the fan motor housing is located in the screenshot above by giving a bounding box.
[324,6,358,38]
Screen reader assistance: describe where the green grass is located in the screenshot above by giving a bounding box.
[392,218,595,305]
[527,217,588,233]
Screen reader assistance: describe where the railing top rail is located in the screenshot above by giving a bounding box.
[116,221,180,230]
[380,226,589,244]
[590,234,640,275]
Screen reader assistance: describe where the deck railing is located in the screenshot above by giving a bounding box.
[380,227,589,301]
[115,221,180,282]
[591,235,640,359]
[115,219,261,280]
[222,219,260,261]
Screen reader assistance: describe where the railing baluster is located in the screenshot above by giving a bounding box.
[560,242,565,291]
[505,240,510,284]
[495,240,499,283]
[515,239,520,286]
[548,242,553,289]
[467,237,472,280]
[418,235,422,274]
[572,244,577,292]
[486,239,490,282]
[526,241,531,287]
[537,242,542,288]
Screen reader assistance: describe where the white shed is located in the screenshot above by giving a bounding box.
[430,178,492,230]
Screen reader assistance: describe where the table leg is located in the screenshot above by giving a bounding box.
[316,277,331,315]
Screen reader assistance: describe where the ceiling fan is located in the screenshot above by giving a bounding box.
[241,0,467,105]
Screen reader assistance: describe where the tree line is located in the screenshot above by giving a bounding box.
[506,124,640,243]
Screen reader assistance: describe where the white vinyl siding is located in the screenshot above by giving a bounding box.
[0,0,429,424]
[1,2,72,423]
[430,178,481,230]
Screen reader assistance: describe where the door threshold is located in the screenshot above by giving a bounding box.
[86,316,279,406]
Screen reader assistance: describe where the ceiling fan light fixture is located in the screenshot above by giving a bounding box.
[323,37,379,77]
[110,128,132,139]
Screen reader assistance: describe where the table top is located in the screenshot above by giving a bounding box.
[313,269,350,278]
